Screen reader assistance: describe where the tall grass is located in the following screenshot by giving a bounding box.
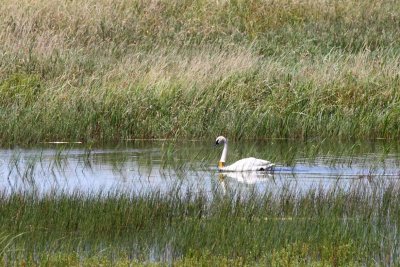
[0,0,400,144]
[0,181,399,265]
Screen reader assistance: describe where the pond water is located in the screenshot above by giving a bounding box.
[0,139,399,195]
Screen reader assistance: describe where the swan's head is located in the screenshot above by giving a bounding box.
[215,136,227,146]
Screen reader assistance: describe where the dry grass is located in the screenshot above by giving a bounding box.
[0,0,399,143]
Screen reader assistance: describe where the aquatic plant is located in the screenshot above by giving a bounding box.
[0,179,399,265]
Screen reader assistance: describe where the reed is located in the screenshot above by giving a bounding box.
[0,180,399,265]
[0,0,399,144]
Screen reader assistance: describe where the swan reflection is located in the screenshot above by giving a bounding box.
[219,171,274,184]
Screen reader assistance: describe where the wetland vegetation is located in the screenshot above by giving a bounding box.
[1,0,400,265]
[1,0,400,143]
[0,180,400,266]
[0,141,399,265]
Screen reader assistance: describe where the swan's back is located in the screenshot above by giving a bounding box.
[219,157,274,172]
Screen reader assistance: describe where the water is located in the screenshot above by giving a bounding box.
[0,140,399,195]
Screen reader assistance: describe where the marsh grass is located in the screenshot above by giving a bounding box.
[1,141,400,265]
[1,0,400,144]
[0,180,399,266]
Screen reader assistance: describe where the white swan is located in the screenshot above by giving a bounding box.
[215,136,274,172]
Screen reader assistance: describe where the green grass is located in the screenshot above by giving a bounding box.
[0,180,399,266]
[0,0,400,144]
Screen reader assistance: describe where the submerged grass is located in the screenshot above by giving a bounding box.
[0,0,400,144]
[0,181,400,265]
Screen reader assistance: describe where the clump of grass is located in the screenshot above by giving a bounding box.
[0,180,399,265]
[1,0,399,144]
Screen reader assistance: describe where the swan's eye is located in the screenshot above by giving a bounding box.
[215,140,219,145]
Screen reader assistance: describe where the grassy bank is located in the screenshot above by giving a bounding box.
[0,181,399,266]
[1,0,400,144]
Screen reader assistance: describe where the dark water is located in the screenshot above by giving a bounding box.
[0,140,399,195]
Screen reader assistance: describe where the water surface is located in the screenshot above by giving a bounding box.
[1,140,399,195]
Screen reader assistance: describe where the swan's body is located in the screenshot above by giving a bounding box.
[215,136,274,172]
[220,157,274,172]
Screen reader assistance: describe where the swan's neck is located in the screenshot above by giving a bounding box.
[219,141,228,167]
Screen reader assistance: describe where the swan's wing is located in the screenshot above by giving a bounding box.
[220,157,274,172]
[249,158,274,166]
